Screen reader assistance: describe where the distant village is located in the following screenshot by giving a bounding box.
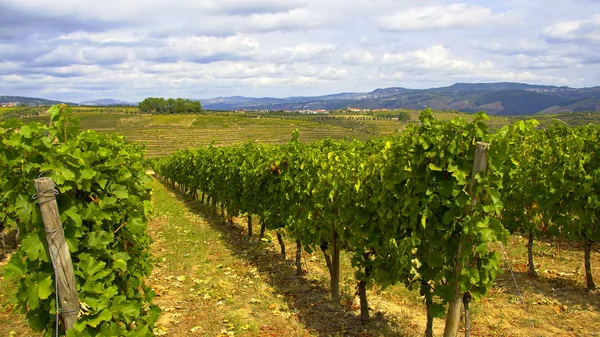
[235,108,392,114]
[0,102,19,107]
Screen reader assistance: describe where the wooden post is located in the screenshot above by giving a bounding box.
[247,215,253,237]
[443,142,489,337]
[463,292,472,337]
[35,177,79,331]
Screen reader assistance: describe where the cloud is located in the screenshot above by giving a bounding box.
[341,50,375,65]
[543,15,600,44]
[0,0,598,101]
[198,0,309,15]
[237,8,328,33]
[56,29,145,44]
[138,35,260,63]
[211,62,286,79]
[512,54,577,69]
[269,43,336,63]
[0,2,126,42]
[378,72,404,80]
[383,45,494,73]
[317,67,347,80]
[378,3,514,32]
[381,44,568,84]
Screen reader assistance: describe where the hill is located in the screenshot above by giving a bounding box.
[0,95,75,106]
[202,82,600,115]
[79,98,137,106]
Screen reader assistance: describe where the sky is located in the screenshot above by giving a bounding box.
[1,0,600,102]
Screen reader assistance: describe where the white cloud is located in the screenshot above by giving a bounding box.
[317,67,347,80]
[341,50,375,65]
[269,43,336,63]
[211,62,286,79]
[378,3,514,31]
[138,35,260,63]
[381,44,568,84]
[1,0,599,101]
[378,72,404,80]
[239,8,328,33]
[512,54,576,69]
[383,45,494,73]
[543,15,600,44]
[57,29,145,44]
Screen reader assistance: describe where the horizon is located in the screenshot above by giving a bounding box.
[2,0,600,102]
[3,81,596,104]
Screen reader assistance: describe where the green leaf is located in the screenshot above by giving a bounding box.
[37,275,53,300]
[58,167,76,182]
[80,168,96,180]
[21,234,48,262]
[84,309,113,328]
[113,185,129,199]
[4,256,26,279]
[87,230,113,250]
[97,178,108,189]
[20,125,33,138]
[125,212,146,235]
[111,298,141,320]
[428,163,443,171]
[430,302,446,318]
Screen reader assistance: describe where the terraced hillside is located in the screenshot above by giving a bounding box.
[24,113,379,156]
[20,110,519,156]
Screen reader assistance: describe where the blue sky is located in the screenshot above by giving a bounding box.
[1,0,600,102]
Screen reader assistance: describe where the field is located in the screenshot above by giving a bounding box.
[8,106,600,157]
[1,107,599,336]
[21,112,375,157]
[12,107,517,157]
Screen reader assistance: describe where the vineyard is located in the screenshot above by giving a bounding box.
[9,106,517,157]
[150,110,600,336]
[1,106,599,336]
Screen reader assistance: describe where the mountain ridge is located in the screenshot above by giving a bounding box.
[5,82,600,115]
[201,82,600,115]
[79,98,137,106]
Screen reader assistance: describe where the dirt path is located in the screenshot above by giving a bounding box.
[147,179,316,336]
[147,179,417,337]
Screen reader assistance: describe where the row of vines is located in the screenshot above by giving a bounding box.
[1,105,159,336]
[152,110,506,337]
[152,110,600,337]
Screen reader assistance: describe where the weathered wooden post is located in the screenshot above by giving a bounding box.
[247,214,253,237]
[443,142,489,337]
[35,177,79,331]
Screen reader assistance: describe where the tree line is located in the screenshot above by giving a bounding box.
[138,97,202,114]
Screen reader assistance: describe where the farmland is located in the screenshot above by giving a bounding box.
[3,177,599,337]
[10,106,516,157]
[1,106,599,337]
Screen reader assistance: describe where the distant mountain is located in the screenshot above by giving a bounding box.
[202,82,600,116]
[0,95,76,106]
[79,98,137,106]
